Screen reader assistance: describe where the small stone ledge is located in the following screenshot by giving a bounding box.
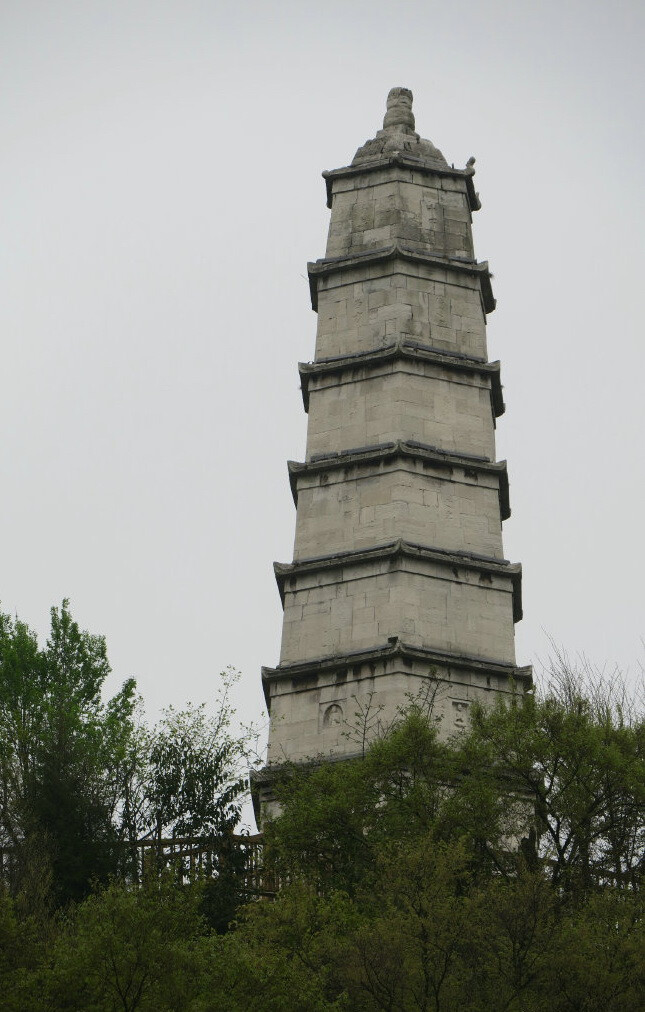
[322,154,481,212]
[274,538,523,621]
[287,441,511,520]
[298,340,505,417]
[307,243,495,314]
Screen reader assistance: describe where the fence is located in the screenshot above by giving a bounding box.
[127,833,276,894]
[0,833,277,898]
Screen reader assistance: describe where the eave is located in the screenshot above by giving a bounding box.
[322,154,481,212]
[274,538,523,622]
[307,243,495,314]
[287,440,511,520]
[298,340,505,418]
[261,638,532,708]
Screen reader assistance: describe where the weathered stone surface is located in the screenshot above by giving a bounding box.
[262,644,530,767]
[276,542,521,666]
[352,87,449,169]
[305,360,497,461]
[325,167,474,260]
[298,344,506,418]
[291,457,505,561]
[313,261,489,360]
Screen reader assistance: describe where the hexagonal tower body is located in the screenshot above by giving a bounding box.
[256,88,530,820]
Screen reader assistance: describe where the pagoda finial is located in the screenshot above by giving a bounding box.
[383,87,415,133]
[351,86,447,168]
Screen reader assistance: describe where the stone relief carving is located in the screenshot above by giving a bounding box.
[451,699,470,730]
[322,702,344,728]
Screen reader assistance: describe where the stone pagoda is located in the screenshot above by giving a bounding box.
[257,88,530,816]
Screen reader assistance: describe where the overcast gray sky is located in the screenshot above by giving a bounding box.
[2,1,644,752]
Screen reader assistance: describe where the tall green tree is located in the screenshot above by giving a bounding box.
[0,601,136,905]
[448,672,645,892]
[0,599,259,919]
[144,682,249,842]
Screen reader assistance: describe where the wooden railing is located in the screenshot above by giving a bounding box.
[127,833,276,894]
[0,833,277,897]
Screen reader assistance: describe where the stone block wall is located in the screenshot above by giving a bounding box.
[264,652,524,766]
[305,360,497,460]
[315,262,488,360]
[325,167,474,260]
[278,555,517,666]
[292,459,504,560]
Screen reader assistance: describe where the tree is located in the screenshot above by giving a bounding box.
[1,645,642,1010]
[0,601,136,906]
[107,671,260,931]
[39,874,213,1012]
[109,667,259,916]
[0,886,47,1012]
[144,673,250,843]
[0,602,260,912]
[450,666,645,892]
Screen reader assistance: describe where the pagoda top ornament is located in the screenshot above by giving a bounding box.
[352,86,449,169]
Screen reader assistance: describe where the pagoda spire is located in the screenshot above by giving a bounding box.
[382,86,416,132]
[352,86,448,168]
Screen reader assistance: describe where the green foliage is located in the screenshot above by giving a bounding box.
[0,604,257,912]
[198,833,251,935]
[210,885,352,1011]
[114,668,258,848]
[249,667,645,1010]
[144,676,250,841]
[0,887,47,1012]
[0,601,137,905]
[264,708,471,894]
[1,626,642,1010]
[456,680,645,891]
[39,874,213,1011]
[267,672,645,897]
